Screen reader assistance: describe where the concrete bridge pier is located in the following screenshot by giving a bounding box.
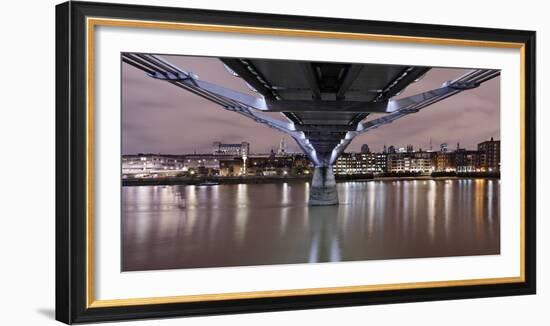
[309,166,339,206]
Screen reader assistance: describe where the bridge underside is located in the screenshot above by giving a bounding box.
[220,58,432,167]
[122,53,499,205]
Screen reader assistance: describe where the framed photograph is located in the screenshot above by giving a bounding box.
[56,1,536,324]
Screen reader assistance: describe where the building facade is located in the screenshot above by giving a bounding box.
[212,141,250,156]
[334,152,387,175]
[435,152,456,172]
[122,154,184,177]
[219,158,244,176]
[387,152,435,174]
[455,149,481,172]
[334,153,367,175]
[478,137,501,172]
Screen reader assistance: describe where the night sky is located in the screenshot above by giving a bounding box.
[122,54,500,155]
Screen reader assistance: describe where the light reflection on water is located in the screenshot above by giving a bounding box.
[122,179,500,271]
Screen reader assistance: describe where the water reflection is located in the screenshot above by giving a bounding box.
[122,179,500,271]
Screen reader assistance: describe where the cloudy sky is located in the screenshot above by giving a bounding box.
[122,55,500,155]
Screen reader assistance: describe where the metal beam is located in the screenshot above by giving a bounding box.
[336,65,363,99]
[263,99,388,112]
[300,120,355,125]
[219,58,277,99]
[374,67,431,102]
[301,63,322,100]
[295,125,358,132]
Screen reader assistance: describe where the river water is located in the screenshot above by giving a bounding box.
[122,179,500,271]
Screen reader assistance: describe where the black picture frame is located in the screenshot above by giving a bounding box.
[56,1,536,324]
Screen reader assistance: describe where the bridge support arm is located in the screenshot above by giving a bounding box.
[122,53,323,166]
[328,69,500,165]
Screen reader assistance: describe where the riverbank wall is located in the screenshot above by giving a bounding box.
[122,172,499,186]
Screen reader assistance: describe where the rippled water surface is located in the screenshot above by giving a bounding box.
[122,179,500,271]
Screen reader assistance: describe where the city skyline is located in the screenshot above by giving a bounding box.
[122,136,500,178]
[123,136,499,156]
[122,55,500,155]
